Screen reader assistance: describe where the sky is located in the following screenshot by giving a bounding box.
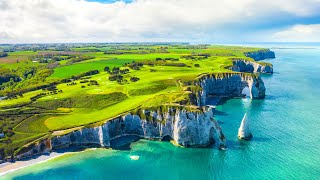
[0,0,320,44]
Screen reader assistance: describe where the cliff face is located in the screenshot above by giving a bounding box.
[51,108,226,149]
[14,139,52,161]
[244,49,275,61]
[14,107,226,160]
[195,73,265,106]
[231,60,273,74]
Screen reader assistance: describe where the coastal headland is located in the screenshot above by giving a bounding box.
[0,44,275,169]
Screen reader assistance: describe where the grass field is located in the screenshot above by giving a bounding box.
[0,51,38,64]
[49,59,135,79]
[0,44,271,156]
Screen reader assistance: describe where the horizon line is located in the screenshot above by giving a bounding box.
[1,42,320,45]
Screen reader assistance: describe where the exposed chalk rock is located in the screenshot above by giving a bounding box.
[231,60,273,74]
[195,73,266,106]
[238,113,253,140]
[13,106,227,161]
[244,49,275,61]
[50,107,226,149]
[14,139,52,161]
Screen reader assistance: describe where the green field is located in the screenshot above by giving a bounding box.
[0,43,271,157]
[49,59,135,79]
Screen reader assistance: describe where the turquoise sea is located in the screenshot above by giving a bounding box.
[2,44,320,179]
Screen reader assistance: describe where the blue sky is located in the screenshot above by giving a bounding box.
[0,0,319,43]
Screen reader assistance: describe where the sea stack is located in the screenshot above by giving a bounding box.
[238,113,253,140]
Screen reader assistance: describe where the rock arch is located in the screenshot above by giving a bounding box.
[196,73,266,106]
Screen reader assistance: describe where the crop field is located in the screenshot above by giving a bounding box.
[0,51,36,64]
[0,43,270,157]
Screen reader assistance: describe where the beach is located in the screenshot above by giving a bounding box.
[0,151,68,176]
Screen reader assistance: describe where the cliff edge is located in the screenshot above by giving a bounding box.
[14,106,227,161]
[244,49,275,61]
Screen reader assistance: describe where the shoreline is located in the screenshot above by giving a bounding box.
[0,151,69,176]
[0,147,96,177]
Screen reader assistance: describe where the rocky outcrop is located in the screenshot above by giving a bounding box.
[238,113,252,140]
[231,60,273,74]
[14,107,226,161]
[244,49,275,61]
[194,73,265,106]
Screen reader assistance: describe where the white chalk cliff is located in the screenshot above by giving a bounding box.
[244,49,275,61]
[238,113,253,140]
[15,107,227,160]
[231,60,273,74]
[192,73,266,106]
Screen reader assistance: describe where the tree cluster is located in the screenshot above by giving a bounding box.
[130,77,140,82]
[30,89,63,101]
[106,66,131,84]
[0,52,8,58]
[80,80,89,83]
[67,82,77,86]
[181,53,210,60]
[127,61,143,70]
[88,80,99,86]
[70,70,99,80]
[4,92,23,100]
[66,56,94,64]
[109,74,124,83]
[155,57,179,61]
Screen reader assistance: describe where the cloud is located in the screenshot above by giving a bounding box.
[272,24,320,42]
[0,0,320,43]
[0,31,14,39]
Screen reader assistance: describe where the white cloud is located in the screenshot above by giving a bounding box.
[272,24,320,42]
[0,0,319,43]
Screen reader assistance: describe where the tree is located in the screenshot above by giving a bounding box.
[111,67,120,74]
[52,56,60,62]
[120,69,129,74]
[89,80,99,85]
[104,66,110,72]
[0,52,8,58]
[130,77,140,82]
[109,74,123,81]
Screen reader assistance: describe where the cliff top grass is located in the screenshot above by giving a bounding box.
[0,43,272,155]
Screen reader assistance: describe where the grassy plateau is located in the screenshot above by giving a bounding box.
[0,43,271,157]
